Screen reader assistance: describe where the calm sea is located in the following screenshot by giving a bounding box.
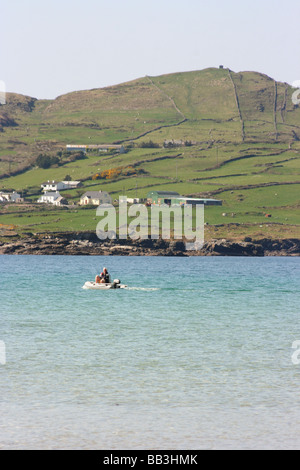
[0,255,299,449]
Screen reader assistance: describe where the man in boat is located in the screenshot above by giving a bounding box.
[95,267,111,284]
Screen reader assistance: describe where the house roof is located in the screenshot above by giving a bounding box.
[0,191,20,196]
[81,191,108,198]
[61,180,81,185]
[41,180,81,187]
[42,191,61,198]
[148,190,180,197]
[66,144,124,149]
[178,197,222,202]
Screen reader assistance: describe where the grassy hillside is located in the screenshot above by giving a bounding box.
[0,67,299,241]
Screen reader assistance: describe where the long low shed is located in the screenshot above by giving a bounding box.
[147,190,222,206]
[176,197,222,206]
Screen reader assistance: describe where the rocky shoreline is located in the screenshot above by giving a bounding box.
[0,232,299,256]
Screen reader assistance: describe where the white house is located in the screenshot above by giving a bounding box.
[0,192,11,202]
[37,191,67,206]
[41,180,82,192]
[79,191,112,206]
[41,181,65,192]
[0,191,22,203]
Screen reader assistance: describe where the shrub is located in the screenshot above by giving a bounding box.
[36,154,59,169]
[139,140,160,148]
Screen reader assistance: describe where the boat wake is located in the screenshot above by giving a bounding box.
[124,286,160,291]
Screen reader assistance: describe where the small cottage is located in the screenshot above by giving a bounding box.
[79,191,112,206]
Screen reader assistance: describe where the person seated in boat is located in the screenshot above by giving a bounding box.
[101,267,111,284]
[95,267,111,284]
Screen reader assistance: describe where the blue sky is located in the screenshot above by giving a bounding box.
[1,0,300,99]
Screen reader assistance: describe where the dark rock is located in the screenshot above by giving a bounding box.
[170,240,186,252]
[0,233,299,256]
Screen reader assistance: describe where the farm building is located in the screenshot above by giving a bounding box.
[66,144,125,154]
[177,196,222,206]
[147,190,222,206]
[147,191,181,205]
[41,180,82,192]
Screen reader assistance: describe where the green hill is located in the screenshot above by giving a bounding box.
[0,67,299,241]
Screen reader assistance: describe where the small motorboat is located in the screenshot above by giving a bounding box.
[83,279,127,290]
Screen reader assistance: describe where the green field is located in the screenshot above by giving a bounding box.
[0,68,299,241]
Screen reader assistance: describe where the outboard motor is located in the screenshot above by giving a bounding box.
[112,279,120,288]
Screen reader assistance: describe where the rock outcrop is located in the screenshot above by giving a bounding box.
[0,232,299,256]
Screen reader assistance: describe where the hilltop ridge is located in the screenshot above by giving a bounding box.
[1,67,299,144]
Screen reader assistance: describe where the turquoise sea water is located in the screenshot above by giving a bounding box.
[0,255,300,449]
